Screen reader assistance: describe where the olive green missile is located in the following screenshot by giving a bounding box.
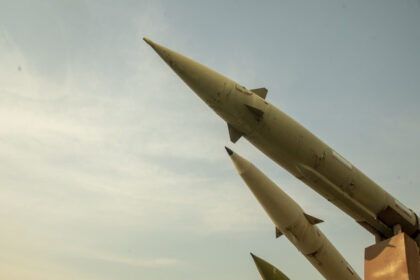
[143,38,420,246]
[226,148,360,280]
[251,253,290,280]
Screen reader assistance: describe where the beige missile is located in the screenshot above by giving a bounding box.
[251,253,290,280]
[143,38,420,247]
[226,147,360,280]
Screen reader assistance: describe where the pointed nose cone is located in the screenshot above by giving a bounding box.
[225,147,252,174]
[143,37,154,47]
[143,37,234,106]
[225,146,234,156]
[251,253,290,280]
[143,38,172,61]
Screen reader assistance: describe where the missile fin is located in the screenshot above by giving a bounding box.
[304,213,324,225]
[227,123,243,143]
[251,88,268,99]
[245,104,264,121]
[276,227,283,238]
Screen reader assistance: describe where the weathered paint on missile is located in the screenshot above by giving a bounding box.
[143,38,420,246]
[226,148,361,280]
[251,253,290,280]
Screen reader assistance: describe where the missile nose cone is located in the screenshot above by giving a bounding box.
[225,146,234,156]
[251,253,290,280]
[250,252,262,265]
[250,252,258,262]
[226,149,252,174]
[143,37,153,45]
[142,37,163,55]
[142,37,174,64]
[143,37,235,109]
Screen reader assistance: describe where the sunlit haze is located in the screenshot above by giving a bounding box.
[1,1,419,279]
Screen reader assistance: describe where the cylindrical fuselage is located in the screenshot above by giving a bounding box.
[229,151,360,280]
[218,86,419,244]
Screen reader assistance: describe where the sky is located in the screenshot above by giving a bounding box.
[0,0,419,279]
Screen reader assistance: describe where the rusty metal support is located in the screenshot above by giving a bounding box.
[365,232,420,280]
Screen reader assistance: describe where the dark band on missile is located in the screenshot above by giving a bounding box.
[225,146,233,156]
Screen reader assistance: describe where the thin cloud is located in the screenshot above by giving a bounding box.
[78,250,184,268]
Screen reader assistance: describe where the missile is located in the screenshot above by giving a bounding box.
[226,147,360,280]
[143,38,420,246]
[251,253,290,280]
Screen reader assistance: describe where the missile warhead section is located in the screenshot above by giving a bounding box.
[226,148,361,280]
[143,37,233,108]
[251,253,290,280]
[143,37,268,142]
[144,38,420,248]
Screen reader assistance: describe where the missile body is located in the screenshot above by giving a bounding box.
[251,253,290,280]
[227,148,360,280]
[144,38,420,246]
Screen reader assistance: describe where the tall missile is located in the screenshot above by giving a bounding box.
[226,147,360,280]
[251,253,290,280]
[143,38,420,246]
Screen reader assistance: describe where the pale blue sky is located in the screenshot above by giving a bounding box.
[0,1,419,279]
